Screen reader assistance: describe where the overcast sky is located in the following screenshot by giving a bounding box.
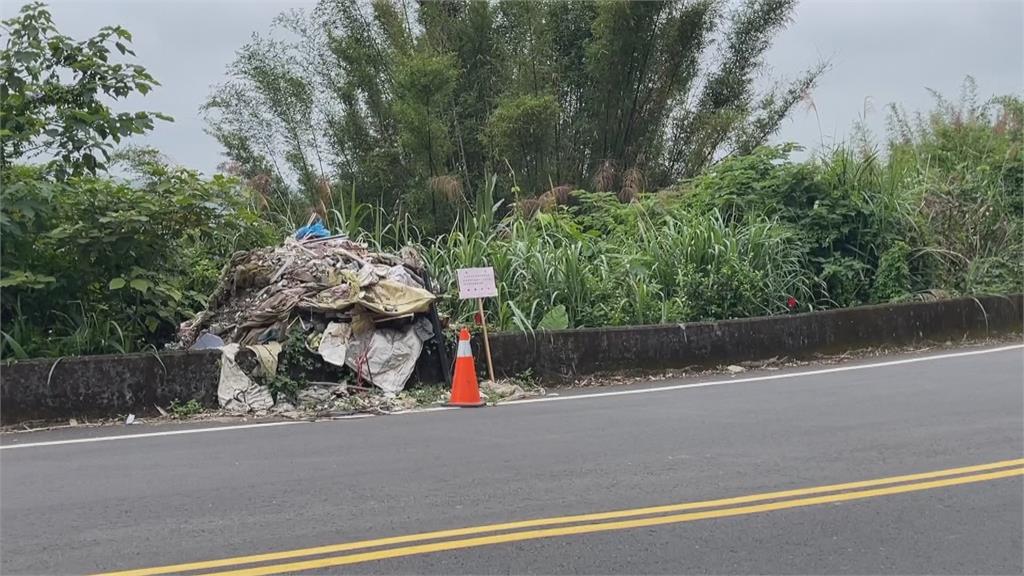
[5,0,1022,175]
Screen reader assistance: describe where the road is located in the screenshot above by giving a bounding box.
[1,344,1022,575]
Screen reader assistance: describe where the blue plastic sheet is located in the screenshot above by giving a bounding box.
[295,220,331,240]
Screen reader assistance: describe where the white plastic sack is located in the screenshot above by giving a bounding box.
[318,322,351,367]
[345,319,432,395]
[218,344,274,413]
[190,332,225,350]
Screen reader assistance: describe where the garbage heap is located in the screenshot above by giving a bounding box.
[178,235,440,414]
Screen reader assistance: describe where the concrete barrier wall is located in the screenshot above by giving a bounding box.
[3,294,1021,422]
[477,294,1023,382]
[1,349,222,423]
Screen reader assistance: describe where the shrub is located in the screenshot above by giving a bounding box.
[871,241,913,302]
[0,161,276,358]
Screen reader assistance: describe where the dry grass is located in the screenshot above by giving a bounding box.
[549,184,575,205]
[516,197,542,218]
[429,175,465,203]
[314,176,333,220]
[534,184,577,213]
[619,167,645,203]
[592,160,617,192]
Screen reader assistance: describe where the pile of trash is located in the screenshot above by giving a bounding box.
[178,225,442,415]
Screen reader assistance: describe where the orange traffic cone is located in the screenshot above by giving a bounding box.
[447,327,485,407]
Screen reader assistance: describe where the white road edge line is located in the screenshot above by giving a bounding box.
[502,343,1024,406]
[2,344,1020,451]
[0,421,302,450]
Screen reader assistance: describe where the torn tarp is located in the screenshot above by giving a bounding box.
[359,279,435,317]
[345,318,434,395]
[218,343,277,413]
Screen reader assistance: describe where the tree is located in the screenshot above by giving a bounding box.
[0,2,171,180]
[484,94,558,192]
[206,0,823,224]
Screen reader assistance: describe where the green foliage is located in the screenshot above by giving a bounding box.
[0,2,171,179]
[262,328,316,403]
[483,95,558,193]
[422,85,1023,330]
[402,383,449,406]
[1,159,276,359]
[0,6,256,359]
[536,305,568,331]
[872,241,913,302]
[424,191,812,331]
[3,18,1018,369]
[888,78,1024,294]
[169,398,203,418]
[265,373,304,405]
[685,143,921,307]
[393,52,458,170]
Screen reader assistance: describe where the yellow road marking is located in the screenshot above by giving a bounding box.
[207,467,1024,576]
[96,458,1024,576]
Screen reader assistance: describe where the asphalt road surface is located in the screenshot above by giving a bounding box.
[2,344,1022,575]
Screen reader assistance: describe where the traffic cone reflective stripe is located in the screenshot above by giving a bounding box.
[448,328,485,407]
[456,337,473,358]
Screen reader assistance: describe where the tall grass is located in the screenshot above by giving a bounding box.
[1,300,137,359]
[420,86,1022,331]
[422,191,812,331]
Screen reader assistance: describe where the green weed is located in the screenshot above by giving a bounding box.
[169,398,203,418]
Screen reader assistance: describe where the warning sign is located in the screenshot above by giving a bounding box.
[457,267,498,300]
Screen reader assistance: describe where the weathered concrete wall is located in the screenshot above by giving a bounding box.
[3,294,1021,422]
[1,349,221,422]
[476,294,1024,382]
[0,346,447,423]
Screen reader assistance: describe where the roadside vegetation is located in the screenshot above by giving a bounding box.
[1,2,1021,358]
[431,93,1023,330]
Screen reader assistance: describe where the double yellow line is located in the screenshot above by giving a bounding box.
[99,458,1024,576]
